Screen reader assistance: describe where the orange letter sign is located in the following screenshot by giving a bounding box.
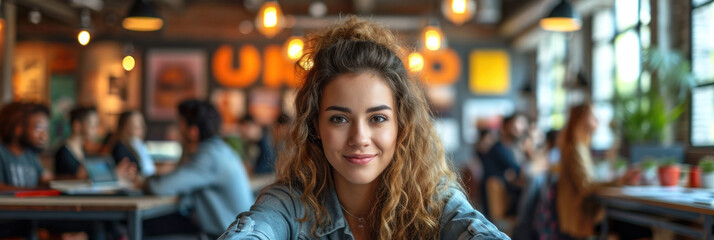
[213,44,261,88]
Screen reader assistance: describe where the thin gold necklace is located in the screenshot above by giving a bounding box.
[340,205,366,229]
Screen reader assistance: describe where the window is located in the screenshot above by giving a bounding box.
[537,33,568,130]
[590,0,651,150]
[692,0,714,81]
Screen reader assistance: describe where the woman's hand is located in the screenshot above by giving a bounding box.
[616,168,641,186]
[116,158,138,182]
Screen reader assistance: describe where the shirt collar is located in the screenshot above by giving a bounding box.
[315,185,348,236]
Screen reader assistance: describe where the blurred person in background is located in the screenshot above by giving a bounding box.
[54,106,98,179]
[0,102,52,189]
[480,113,528,219]
[251,117,281,175]
[0,102,54,238]
[521,120,548,176]
[112,111,155,177]
[139,100,253,239]
[237,115,263,173]
[476,128,498,160]
[271,113,292,151]
[460,128,498,211]
[556,103,649,240]
[545,130,560,165]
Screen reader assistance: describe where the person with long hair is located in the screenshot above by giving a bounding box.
[219,17,507,240]
[556,103,601,238]
[111,111,154,177]
[556,103,650,240]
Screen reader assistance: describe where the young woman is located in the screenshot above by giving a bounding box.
[54,106,99,179]
[219,17,507,240]
[556,104,650,240]
[556,103,601,238]
[111,111,155,177]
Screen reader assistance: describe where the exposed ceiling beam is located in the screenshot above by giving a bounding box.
[499,0,555,39]
[16,0,79,26]
[294,15,427,31]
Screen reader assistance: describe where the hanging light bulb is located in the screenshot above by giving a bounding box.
[408,52,424,72]
[255,0,284,38]
[422,25,446,51]
[283,36,305,61]
[540,0,581,32]
[77,30,91,45]
[442,0,476,26]
[122,56,135,71]
[122,43,136,71]
[77,9,92,46]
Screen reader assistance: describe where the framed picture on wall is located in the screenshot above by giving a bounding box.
[146,49,207,120]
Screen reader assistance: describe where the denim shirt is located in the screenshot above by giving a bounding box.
[218,184,509,240]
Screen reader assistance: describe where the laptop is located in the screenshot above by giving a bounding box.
[50,157,140,195]
[145,141,182,162]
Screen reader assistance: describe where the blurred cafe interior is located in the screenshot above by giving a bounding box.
[0,0,713,239]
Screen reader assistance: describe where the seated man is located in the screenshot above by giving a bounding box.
[480,113,528,220]
[0,102,52,189]
[0,102,52,237]
[141,100,254,238]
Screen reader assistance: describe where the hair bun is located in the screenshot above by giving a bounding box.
[300,16,407,70]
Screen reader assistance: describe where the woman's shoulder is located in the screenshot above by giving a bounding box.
[253,184,305,214]
[439,186,510,239]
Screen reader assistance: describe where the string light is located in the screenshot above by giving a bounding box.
[256,1,284,38]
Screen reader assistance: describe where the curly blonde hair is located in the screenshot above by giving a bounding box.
[274,16,460,239]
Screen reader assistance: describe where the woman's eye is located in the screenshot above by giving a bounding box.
[370,115,388,123]
[329,116,348,124]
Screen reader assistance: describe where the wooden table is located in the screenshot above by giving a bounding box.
[597,186,714,240]
[0,196,178,240]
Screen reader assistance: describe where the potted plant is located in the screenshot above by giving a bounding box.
[612,47,697,171]
[614,47,693,146]
[640,158,659,186]
[699,157,714,189]
[658,158,680,187]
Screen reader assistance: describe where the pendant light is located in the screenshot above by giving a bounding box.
[422,18,446,52]
[122,43,136,71]
[122,0,163,32]
[77,9,92,46]
[539,0,581,32]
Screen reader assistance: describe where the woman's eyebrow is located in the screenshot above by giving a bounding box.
[366,105,391,113]
[325,106,351,113]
